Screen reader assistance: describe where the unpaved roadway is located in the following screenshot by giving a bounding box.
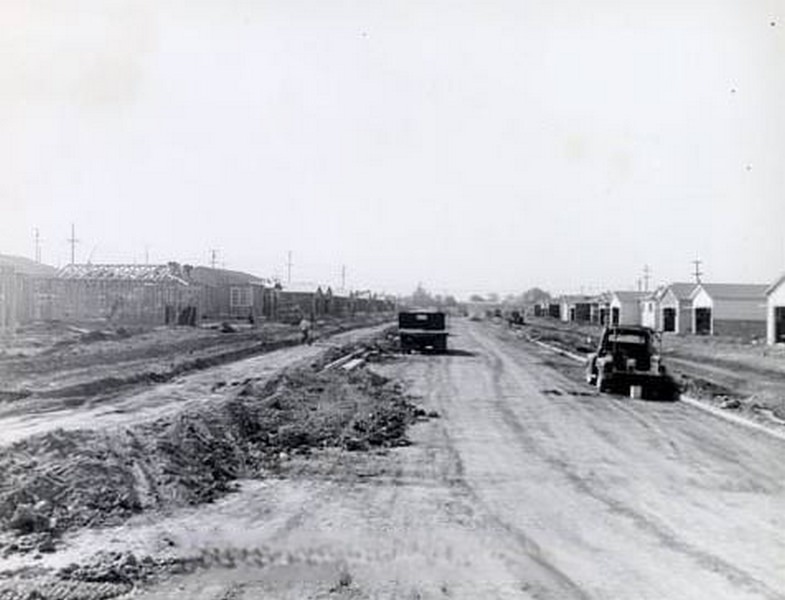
[6,319,785,599]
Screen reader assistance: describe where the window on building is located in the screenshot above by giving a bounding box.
[230,286,252,308]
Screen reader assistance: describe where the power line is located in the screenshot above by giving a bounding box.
[692,258,703,284]
[67,223,79,265]
[33,228,41,263]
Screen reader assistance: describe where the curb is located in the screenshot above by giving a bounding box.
[529,338,588,364]
[679,395,785,443]
[528,335,785,443]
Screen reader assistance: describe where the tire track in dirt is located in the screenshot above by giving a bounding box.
[468,324,785,600]
[417,347,593,600]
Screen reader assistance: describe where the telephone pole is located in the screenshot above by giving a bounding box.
[286,251,293,284]
[210,249,218,269]
[341,265,346,290]
[33,228,41,263]
[643,264,651,292]
[67,223,79,265]
[692,259,703,284]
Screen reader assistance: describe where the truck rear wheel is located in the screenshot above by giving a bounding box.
[596,371,609,393]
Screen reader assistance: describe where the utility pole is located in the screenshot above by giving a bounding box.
[341,265,346,290]
[33,228,41,263]
[210,249,218,269]
[67,223,79,265]
[286,251,293,284]
[145,245,150,265]
[643,264,651,292]
[692,258,703,284]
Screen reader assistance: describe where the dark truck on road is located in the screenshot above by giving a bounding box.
[398,311,448,354]
[585,325,677,400]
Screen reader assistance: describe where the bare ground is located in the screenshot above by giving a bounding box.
[1,320,783,599]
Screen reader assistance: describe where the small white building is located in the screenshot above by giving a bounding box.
[766,274,785,344]
[559,295,593,323]
[690,283,768,339]
[610,291,647,326]
[639,287,666,330]
[658,282,697,334]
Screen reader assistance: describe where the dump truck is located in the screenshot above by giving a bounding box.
[585,325,676,400]
[398,311,448,354]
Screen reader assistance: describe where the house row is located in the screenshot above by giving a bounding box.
[0,256,394,331]
[546,277,785,344]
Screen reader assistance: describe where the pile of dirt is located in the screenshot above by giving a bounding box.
[0,362,425,556]
[58,551,176,586]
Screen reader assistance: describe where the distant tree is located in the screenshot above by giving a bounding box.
[411,283,432,307]
[443,295,458,307]
[486,292,500,303]
[521,287,551,304]
[469,294,485,302]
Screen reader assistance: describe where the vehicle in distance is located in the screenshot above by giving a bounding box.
[506,310,525,326]
[585,325,676,400]
[398,311,448,354]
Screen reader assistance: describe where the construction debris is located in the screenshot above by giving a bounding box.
[0,357,427,558]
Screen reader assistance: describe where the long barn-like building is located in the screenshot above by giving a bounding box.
[2,257,394,330]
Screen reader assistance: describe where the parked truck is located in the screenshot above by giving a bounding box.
[398,311,448,354]
[585,325,677,400]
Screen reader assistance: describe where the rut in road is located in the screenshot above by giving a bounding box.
[466,323,785,600]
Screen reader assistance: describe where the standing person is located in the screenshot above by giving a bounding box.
[299,315,312,345]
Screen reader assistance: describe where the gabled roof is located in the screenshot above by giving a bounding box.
[611,291,648,303]
[664,282,698,301]
[57,263,190,285]
[691,283,769,301]
[560,294,594,304]
[189,266,268,287]
[281,282,326,294]
[766,273,785,296]
[638,290,660,302]
[0,254,58,277]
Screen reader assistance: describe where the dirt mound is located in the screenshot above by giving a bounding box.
[0,362,425,555]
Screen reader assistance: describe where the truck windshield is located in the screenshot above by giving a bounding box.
[607,333,648,344]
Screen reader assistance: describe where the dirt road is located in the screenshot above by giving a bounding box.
[5,319,785,599]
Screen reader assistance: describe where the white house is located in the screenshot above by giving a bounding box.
[658,282,697,334]
[766,274,785,344]
[639,287,667,330]
[690,283,768,339]
[609,291,647,326]
[559,295,593,323]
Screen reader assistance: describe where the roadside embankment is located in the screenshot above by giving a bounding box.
[0,330,427,562]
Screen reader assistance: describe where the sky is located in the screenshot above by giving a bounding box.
[2,0,784,298]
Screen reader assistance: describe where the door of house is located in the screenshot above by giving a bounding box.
[776,306,785,343]
[695,307,712,335]
[611,307,620,325]
[662,308,676,332]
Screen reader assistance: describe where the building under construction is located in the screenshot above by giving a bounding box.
[41,263,200,326]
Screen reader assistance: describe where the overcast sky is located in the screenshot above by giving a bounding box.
[2,0,783,297]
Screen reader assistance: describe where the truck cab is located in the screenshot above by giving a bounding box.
[586,325,675,399]
[398,311,448,354]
